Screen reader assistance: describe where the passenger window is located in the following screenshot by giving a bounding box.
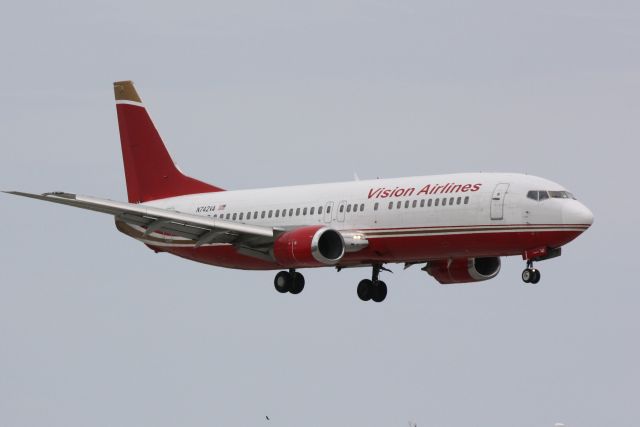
[428,199,432,207]
[232,213,237,220]
[282,209,287,217]
[275,210,279,218]
[388,202,393,210]
[268,210,273,218]
[404,201,409,208]
[374,202,379,211]
[289,208,294,216]
[420,199,425,207]
[254,212,258,219]
[412,200,417,208]
[435,199,439,206]
[239,213,244,220]
[397,201,402,209]
[226,213,231,219]
[442,198,447,206]
[261,211,265,219]
[318,206,323,215]
[296,208,300,216]
[310,207,315,215]
[360,203,364,211]
[464,196,469,204]
[346,204,351,213]
[327,206,331,213]
[339,205,344,213]
[449,197,454,205]
[353,204,358,212]
[457,197,461,205]
[303,207,308,215]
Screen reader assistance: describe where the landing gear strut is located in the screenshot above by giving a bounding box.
[274,269,305,294]
[521,260,541,284]
[357,264,388,303]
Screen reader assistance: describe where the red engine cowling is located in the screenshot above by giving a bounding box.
[425,257,501,284]
[272,225,345,268]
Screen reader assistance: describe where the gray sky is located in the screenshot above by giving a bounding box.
[1,1,638,426]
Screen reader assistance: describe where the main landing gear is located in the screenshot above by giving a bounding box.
[357,264,388,303]
[274,269,305,294]
[521,260,541,284]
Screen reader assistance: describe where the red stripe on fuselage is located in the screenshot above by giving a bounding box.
[151,229,584,271]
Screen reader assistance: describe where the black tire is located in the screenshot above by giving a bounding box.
[289,272,305,294]
[521,268,532,283]
[371,280,387,303]
[530,269,541,284]
[274,271,291,293]
[357,279,373,301]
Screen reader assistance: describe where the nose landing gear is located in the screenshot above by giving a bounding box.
[521,260,541,284]
[357,264,388,302]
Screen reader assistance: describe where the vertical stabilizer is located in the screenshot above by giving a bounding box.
[114,81,223,203]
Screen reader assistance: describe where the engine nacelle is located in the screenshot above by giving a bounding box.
[272,225,345,267]
[425,257,501,284]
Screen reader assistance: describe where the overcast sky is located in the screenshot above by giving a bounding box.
[1,1,638,426]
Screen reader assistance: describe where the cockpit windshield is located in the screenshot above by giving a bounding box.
[549,190,575,199]
[527,190,576,201]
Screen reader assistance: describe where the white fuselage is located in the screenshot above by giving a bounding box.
[145,172,590,232]
[127,172,593,270]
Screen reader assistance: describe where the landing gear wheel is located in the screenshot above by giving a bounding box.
[371,280,387,303]
[289,272,305,294]
[530,269,541,284]
[522,267,541,284]
[357,279,373,301]
[274,271,292,293]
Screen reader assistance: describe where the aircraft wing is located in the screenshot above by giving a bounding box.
[4,191,276,250]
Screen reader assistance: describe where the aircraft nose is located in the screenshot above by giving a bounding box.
[563,201,594,227]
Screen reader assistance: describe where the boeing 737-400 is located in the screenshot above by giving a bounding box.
[4,81,594,302]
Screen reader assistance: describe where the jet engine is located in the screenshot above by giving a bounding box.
[272,225,345,267]
[424,257,501,284]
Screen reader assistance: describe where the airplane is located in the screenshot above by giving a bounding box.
[4,81,594,303]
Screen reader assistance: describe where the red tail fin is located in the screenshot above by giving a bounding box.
[113,81,223,203]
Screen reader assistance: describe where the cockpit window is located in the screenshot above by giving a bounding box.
[528,190,575,201]
[549,191,575,199]
[527,190,549,201]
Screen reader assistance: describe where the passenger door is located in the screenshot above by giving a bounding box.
[490,183,510,220]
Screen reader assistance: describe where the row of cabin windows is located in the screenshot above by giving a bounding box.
[212,205,329,221]
[341,203,365,213]
[211,202,369,221]
[374,196,470,210]
[209,196,470,221]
